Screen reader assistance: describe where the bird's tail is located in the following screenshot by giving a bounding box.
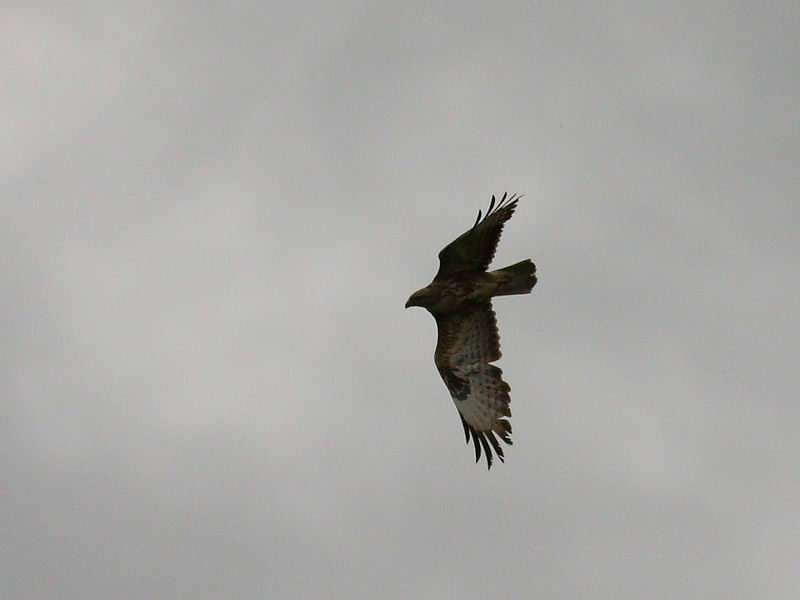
[492,259,537,296]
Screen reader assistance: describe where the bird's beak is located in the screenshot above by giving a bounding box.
[405,288,425,308]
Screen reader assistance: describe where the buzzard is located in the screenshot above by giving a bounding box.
[405,193,536,468]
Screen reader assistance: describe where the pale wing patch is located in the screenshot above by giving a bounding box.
[457,364,511,430]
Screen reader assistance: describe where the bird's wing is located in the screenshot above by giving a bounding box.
[435,193,520,280]
[434,302,512,468]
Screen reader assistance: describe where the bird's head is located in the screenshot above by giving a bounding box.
[405,286,432,309]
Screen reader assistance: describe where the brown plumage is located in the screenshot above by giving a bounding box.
[405,193,537,468]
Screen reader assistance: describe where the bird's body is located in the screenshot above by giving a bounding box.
[407,260,535,314]
[406,194,536,468]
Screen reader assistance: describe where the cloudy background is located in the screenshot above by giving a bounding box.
[3,3,799,598]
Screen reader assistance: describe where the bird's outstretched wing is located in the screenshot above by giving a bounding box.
[435,193,520,280]
[434,302,512,468]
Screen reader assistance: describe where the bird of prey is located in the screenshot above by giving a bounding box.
[405,193,536,468]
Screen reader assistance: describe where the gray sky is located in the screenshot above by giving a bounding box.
[3,3,799,598]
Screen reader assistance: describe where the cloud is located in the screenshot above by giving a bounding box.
[2,3,799,598]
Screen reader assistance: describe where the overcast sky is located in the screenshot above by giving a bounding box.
[3,3,799,598]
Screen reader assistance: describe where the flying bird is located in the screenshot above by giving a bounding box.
[405,193,537,468]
